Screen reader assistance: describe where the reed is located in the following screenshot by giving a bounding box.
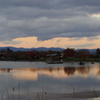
[93,87,98,98]
[26,85,30,100]
[3,82,100,100]
[1,94,3,100]
[6,87,10,100]
[12,87,15,100]
[18,83,20,100]
[41,87,44,100]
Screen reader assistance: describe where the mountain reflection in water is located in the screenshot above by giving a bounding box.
[0,65,100,80]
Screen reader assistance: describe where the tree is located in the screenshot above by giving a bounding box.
[7,48,13,53]
[76,49,90,58]
[96,48,100,57]
[63,48,76,58]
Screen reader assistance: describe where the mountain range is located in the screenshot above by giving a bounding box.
[0,47,64,52]
[0,46,96,53]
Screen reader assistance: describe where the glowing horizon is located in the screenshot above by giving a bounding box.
[0,35,100,49]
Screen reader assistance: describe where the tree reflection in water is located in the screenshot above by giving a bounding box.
[64,67,75,75]
[0,65,100,79]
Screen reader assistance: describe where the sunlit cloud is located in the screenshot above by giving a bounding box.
[0,35,99,49]
[92,14,100,18]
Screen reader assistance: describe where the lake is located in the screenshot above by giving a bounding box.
[0,61,100,100]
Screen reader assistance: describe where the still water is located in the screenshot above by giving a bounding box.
[0,61,100,100]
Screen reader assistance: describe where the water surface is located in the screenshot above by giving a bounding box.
[0,61,100,100]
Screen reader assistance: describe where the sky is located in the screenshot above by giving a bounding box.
[0,0,100,49]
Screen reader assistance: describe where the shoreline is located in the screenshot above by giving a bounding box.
[0,59,100,62]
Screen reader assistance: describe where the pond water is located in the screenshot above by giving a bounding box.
[0,61,100,100]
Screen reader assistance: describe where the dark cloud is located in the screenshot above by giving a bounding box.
[0,0,100,41]
[1,0,100,9]
[69,37,83,41]
[2,40,22,45]
[88,36,100,41]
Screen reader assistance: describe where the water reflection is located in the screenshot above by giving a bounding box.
[0,64,100,81]
[0,62,100,100]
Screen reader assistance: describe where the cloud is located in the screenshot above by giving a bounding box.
[0,36,99,49]
[65,43,95,48]
[87,36,100,41]
[0,0,100,41]
[2,40,22,45]
[69,37,83,41]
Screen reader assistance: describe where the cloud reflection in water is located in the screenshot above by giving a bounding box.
[0,64,100,81]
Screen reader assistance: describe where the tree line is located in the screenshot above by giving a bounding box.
[0,48,100,61]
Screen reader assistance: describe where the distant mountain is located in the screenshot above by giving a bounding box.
[0,47,30,52]
[0,46,64,52]
[0,46,97,54]
[89,49,96,54]
[32,47,64,51]
[76,49,96,54]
